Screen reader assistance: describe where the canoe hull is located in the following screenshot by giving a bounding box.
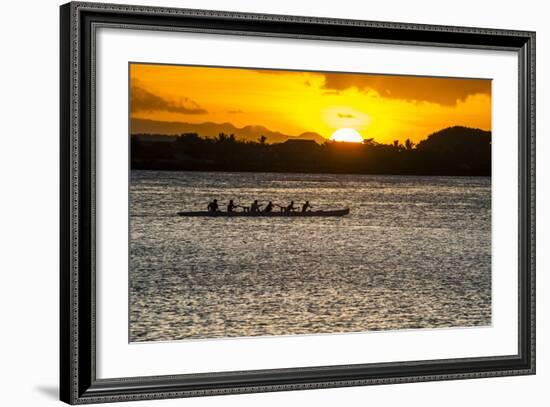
[177,208,350,217]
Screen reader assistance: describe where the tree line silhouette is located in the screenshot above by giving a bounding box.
[131,126,490,176]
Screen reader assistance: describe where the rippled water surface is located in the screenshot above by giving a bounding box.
[130,170,491,342]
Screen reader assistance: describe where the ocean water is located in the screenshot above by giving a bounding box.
[129,170,491,342]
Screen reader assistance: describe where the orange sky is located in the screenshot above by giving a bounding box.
[130,63,491,144]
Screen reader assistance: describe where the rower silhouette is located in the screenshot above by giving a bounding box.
[264,201,274,213]
[250,200,263,213]
[286,200,296,212]
[207,199,219,212]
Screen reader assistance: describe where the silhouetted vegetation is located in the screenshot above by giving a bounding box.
[131,126,491,176]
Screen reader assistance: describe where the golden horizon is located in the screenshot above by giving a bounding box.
[130,63,491,144]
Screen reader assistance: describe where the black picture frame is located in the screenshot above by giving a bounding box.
[60,1,536,404]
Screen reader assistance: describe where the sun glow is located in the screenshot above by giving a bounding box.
[330,128,364,143]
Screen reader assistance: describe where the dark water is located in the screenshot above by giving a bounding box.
[129,170,491,342]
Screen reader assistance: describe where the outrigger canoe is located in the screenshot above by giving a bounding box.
[177,208,350,217]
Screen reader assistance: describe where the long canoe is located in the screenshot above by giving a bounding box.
[177,208,350,217]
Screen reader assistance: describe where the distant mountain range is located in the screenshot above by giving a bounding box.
[131,118,327,144]
[131,125,491,176]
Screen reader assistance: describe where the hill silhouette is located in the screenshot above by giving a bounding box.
[131,125,491,176]
[131,118,327,144]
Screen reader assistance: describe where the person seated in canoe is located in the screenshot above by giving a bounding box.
[285,201,296,212]
[207,199,219,212]
[250,200,263,213]
[263,201,274,213]
[227,199,237,212]
[302,201,312,212]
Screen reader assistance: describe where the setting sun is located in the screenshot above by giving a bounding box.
[330,128,363,143]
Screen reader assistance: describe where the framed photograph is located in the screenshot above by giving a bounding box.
[60,1,535,404]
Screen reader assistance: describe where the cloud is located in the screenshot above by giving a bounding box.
[131,86,207,115]
[321,73,491,106]
[227,109,244,114]
[337,113,355,118]
[229,68,489,106]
